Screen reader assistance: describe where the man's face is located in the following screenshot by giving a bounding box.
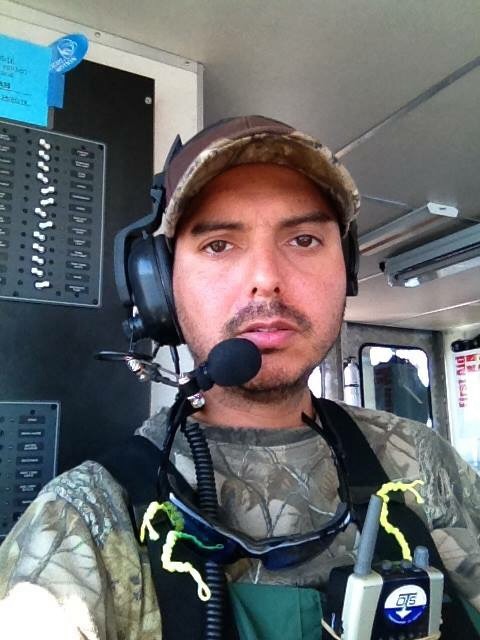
[173,163,346,399]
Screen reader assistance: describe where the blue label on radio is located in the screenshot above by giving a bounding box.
[384,584,427,625]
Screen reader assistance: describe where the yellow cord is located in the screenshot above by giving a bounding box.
[140,500,185,543]
[140,502,162,542]
[321,619,342,639]
[140,500,223,602]
[376,479,424,561]
[161,530,212,601]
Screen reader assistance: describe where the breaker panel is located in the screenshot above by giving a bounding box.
[0,120,105,307]
[0,402,59,538]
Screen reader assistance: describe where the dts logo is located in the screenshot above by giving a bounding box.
[384,585,428,625]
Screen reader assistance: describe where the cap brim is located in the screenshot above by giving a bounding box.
[158,131,360,238]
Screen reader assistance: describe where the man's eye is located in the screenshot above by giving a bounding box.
[290,235,321,248]
[204,240,232,254]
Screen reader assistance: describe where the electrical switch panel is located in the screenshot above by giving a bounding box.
[0,120,105,307]
[0,402,59,538]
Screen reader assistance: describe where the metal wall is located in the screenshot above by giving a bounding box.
[0,60,153,474]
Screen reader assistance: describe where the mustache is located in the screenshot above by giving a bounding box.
[224,300,312,335]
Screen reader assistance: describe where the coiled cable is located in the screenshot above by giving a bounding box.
[183,421,226,640]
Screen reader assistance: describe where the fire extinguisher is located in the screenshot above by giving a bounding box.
[343,357,362,407]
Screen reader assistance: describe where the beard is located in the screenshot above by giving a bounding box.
[233,358,313,403]
[180,298,346,404]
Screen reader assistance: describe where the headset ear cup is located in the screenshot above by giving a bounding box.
[126,235,183,345]
[152,235,184,344]
[343,221,359,297]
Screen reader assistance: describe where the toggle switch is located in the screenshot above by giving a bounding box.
[34,207,47,219]
[33,231,46,242]
[31,255,45,266]
[37,161,50,172]
[32,242,46,253]
[39,197,55,206]
[40,186,55,195]
[39,139,52,150]
[38,150,50,161]
[31,267,44,277]
[34,280,51,289]
[38,220,54,230]
[36,172,49,184]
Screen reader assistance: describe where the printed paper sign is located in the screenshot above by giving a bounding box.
[451,348,480,470]
[0,34,52,126]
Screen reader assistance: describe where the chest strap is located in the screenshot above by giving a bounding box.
[96,434,238,640]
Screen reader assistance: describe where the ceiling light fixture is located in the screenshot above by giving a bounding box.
[359,202,458,256]
[382,223,480,288]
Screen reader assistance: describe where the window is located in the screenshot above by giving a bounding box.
[360,344,432,426]
[308,365,324,398]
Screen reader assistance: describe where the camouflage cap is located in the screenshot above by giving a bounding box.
[157,115,360,238]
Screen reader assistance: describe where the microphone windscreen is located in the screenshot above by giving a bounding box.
[207,338,261,387]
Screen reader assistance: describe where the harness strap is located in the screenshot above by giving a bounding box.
[313,398,394,502]
[97,435,238,640]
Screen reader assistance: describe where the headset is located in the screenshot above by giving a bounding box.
[114,137,360,347]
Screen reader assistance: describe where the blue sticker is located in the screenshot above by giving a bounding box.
[47,70,65,109]
[0,34,52,127]
[384,584,427,625]
[47,34,88,109]
[50,34,89,75]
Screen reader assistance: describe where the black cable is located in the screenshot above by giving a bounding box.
[183,422,226,640]
[152,341,161,360]
[170,345,180,375]
[156,395,189,499]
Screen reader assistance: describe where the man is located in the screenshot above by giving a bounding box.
[0,116,479,639]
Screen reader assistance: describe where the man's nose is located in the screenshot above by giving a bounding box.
[248,245,282,297]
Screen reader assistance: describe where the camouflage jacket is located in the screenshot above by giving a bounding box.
[0,403,479,639]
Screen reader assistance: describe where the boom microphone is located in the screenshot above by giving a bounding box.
[177,338,261,409]
[194,338,262,390]
[95,339,262,405]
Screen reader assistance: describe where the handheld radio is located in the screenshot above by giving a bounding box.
[325,495,444,639]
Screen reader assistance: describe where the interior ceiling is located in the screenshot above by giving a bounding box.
[8,0,480,332]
